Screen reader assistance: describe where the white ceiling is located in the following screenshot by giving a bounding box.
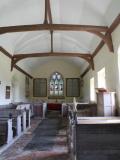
[0,0,120,72]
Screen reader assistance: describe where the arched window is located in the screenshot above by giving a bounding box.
[50,72,64,96]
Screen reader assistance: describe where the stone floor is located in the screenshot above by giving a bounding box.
[0,111,70,160]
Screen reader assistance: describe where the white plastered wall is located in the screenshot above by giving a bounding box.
[0,53,12,105]
[0,52,31,106]
[81,24,120,108]
[31,59,81,102]
[11,69,32,103]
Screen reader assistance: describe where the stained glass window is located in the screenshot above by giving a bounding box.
[50,72,64,96]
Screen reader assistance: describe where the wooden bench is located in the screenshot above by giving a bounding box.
[0,109,22,137]
[0,118,13,146]
[0,120,8,146]
[16,104,31,129]
[33,103,43,117]
[68,98,120,160]
[62,103,73,117]
[74,117,120,160]
[0,103,33,149]
[68,99,97,159]
[33,102,47,118]
[76,103,97,117]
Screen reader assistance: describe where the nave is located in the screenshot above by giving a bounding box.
[0,0,120,159]
[0,110,69,160]
[1,104,120,160]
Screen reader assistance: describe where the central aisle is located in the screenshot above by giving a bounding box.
[0,110,69,160]
[25,110,68,152]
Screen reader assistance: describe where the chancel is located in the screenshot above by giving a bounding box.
[0,0,120,160]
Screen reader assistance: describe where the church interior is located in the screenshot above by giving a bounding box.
[0,0,120,159]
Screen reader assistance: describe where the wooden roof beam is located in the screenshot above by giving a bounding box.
[80,65,91,78]
[14,65,33,79]
[0,24,111,51]
[0,24,108,34]
[51,31,53,52]
[88,30,113,52]
[47,0,53,24]
[13,52,91,59]
[44,0,49,24]
[47,0,54,52]
[0,46,33,79]
[43,0,53,52]
[80,14,120,78]
[11,52,94,70]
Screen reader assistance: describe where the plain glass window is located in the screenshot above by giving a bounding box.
[97,67,106,89]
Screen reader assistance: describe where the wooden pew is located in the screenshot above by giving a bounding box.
[61,103,73,117]
[0,118,13,146]
[76,103,97,117]
[68,98,97,159]
[16,104,31,130]
[33,102,43,117]
[74,117,120,160]
[0,120,8,146]
[0,103,32,149]
[68,98,120,160]
[0,109,22,137]
[33,102,47,118]
[43,102,47,119]
[68,104,76,156]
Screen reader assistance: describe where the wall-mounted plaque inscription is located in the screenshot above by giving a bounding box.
[6,86,10,99]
